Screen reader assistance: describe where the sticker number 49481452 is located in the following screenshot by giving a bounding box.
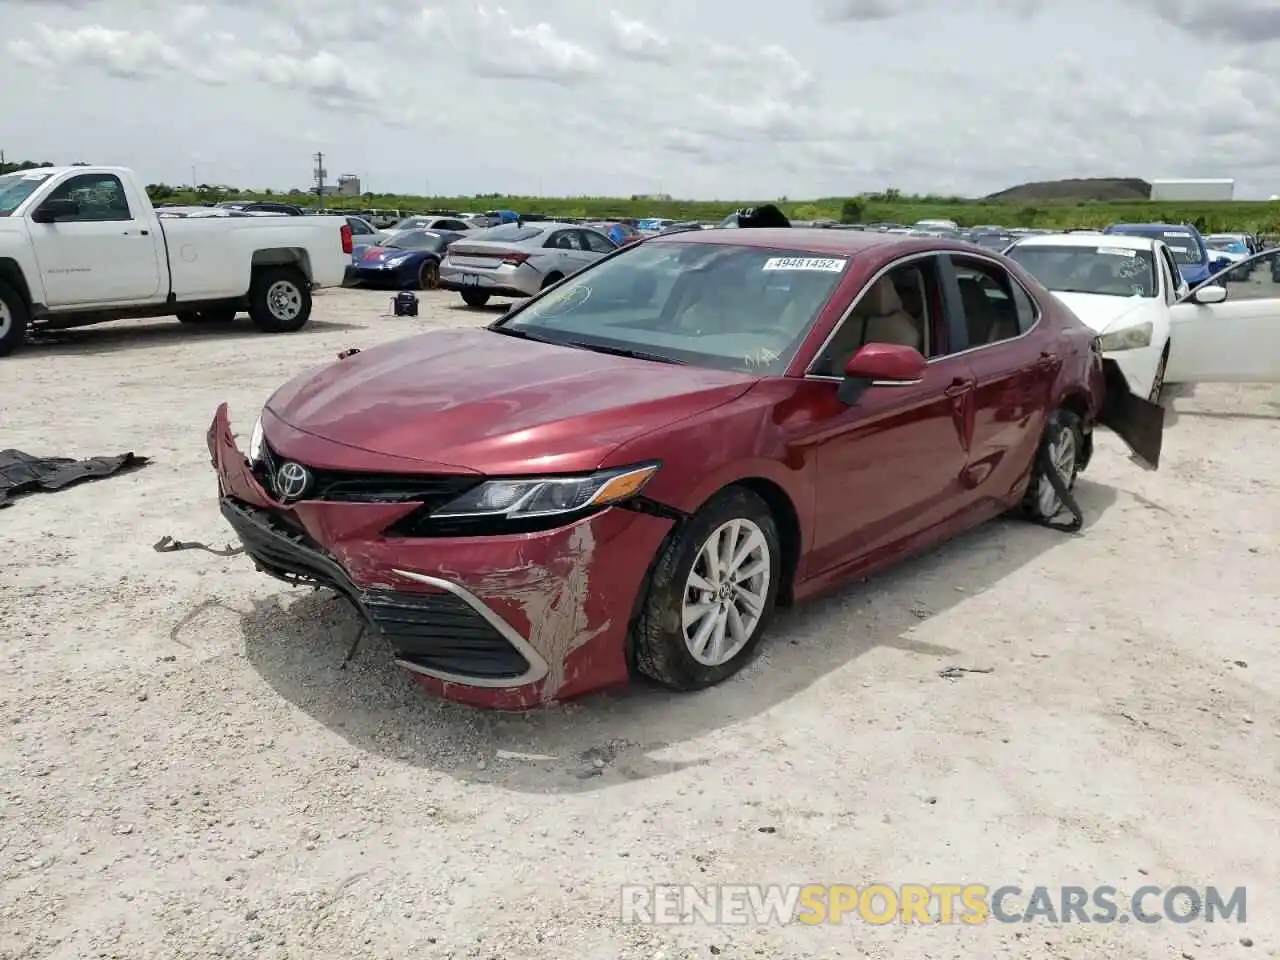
[761,257,848,272]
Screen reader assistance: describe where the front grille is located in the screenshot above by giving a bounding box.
[364,590,530,679]
[259,444,481,506]
[220,498,530,682]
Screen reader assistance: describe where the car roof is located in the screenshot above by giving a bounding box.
[1011,233,1159,251]
[648,227,937,256]
[1109,223,1200,233]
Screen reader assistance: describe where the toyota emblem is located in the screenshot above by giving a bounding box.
[274,461,312,501]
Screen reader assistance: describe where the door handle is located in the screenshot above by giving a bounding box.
[944,377,973,398]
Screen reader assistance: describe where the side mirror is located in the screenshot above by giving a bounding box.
[1192,284,1227,305]
[31,198,80,223]
[837,343,926,405]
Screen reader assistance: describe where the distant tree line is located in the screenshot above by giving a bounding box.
[5,158,1279,232]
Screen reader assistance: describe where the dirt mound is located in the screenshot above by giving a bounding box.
[986,178,1152,202]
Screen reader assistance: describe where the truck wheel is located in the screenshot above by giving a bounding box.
[0,281,30,358]
[248,266,312,333]
[461,290,490,307]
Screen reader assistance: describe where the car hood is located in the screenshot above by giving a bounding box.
[1050,292,1151,333]
[266,327,757,474]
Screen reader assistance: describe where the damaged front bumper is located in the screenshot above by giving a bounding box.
[207,404,674,708]
[1097,357,1165,469]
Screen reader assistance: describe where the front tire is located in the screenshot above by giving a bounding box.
[416,259,440,291]
[1021,409,1083,523]
[633,486,781,691]
[248,266,312,333]
[0,280,30,358]
[461,289,490,307]
[541,272,563,290]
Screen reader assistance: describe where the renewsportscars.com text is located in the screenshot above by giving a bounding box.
[620,884,1247,925]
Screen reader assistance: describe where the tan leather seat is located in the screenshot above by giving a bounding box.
[862,280,921,349]
[817,276,921,374]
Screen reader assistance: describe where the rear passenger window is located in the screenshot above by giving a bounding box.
[949,257,1024,349]
[1009,281,1038,333]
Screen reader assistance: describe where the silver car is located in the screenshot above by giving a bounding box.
[439,221,618,307]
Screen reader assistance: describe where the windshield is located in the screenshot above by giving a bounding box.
[471,223,543,242]
[0,171,54,216]
[1110,227,1203,264]
[497,241,849,373]
[1206,237,1247,253]
[1007,245,1157,297]
[387,231,446,251]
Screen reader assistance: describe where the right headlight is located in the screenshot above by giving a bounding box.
[1098,320,1153,352]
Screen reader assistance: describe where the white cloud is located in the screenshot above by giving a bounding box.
[2,0,1280,199]
[607,12,671,62]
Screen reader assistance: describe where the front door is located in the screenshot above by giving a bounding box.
[940,253,1055,507]
[797,256,976,575]
[1165,249,1280,383]
[28,172,163,306]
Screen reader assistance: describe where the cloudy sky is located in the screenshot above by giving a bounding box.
[2,0,1279,199]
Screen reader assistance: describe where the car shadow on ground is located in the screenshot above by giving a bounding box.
[17,319,364,357]
[445,302,510,314]
[238,480,1118,794]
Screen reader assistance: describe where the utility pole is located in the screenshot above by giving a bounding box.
[312,152,326,199]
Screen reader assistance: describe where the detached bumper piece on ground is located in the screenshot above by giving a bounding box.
[0,449,149,509]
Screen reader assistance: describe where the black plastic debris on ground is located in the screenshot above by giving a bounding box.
[0,449,150,509]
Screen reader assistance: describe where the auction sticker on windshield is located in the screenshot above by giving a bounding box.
[762,257,847,272]
[1097,247,1137,257]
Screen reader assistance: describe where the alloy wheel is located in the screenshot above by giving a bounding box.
[681,518,771,667]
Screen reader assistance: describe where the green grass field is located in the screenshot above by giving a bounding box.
[147,186,1280,233]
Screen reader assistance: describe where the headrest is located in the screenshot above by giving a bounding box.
[866,277,904,314]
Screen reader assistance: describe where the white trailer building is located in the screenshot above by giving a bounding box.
[1149,178,1235,202]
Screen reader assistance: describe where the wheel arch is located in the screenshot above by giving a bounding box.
[251,248,312,282]
[0,259,34,308]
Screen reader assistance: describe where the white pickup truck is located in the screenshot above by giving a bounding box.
[0,165,354,356]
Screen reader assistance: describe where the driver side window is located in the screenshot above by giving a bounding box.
[44,173,132,222]
[811,260,937,376]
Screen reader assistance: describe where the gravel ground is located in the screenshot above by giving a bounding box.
[2,287,1278,959]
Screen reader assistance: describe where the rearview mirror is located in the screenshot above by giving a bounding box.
[31,198,80,223]
[838,342,926,405]
[1191,284,1227,305]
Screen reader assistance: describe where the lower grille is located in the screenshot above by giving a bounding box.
[220,498,531,681]
[364,590,530,679]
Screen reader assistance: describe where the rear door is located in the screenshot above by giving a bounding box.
[577,228,617,263]
[1165,248,1280,383]
[939,253,1054,508]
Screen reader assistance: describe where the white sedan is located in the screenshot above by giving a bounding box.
[1007,234,1280,398]
[1005,233,1187,400]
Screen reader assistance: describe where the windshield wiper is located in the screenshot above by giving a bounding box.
[562,340,687,364]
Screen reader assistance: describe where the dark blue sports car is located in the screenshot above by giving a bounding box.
[350,229,463,289]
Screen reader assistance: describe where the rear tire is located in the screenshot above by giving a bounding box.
[1021,409,1083,523]
[248,266,312,333]
[541,272,563,289]
[0,280,30,358]
[461,290,490,307]
[633,486,781,691]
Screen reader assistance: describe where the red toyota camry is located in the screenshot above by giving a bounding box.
[208,229,1160,709]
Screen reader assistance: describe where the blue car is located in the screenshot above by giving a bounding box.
[349,229,463,290]
[1103,222,1228,287]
